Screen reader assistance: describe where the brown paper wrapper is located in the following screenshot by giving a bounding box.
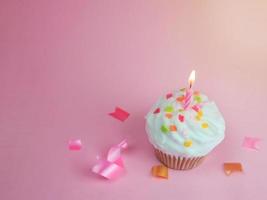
[154,149,205,170]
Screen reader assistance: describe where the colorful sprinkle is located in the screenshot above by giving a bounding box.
[202,123,209,129]
[197,110,203,117]
[194,96,202,103]
[169,125,177,132]
[178,114,185,122]
[180,88,186,92]
[164,106,174,113]
[178,109,184,112]
[166,93,173,99]
[184,140,193,147]
[193,91,200,96]
[176,96,185,102]
[165,113,173,119]
[161,125,169,133]
[153,108,160,114]
[195,115,201,121]
[192,105,200,112]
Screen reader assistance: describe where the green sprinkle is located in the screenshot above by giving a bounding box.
[164,106,174,113]
[161,125,169,133]
[194,96,202,103]
[180,88,186,92]
[178,109,184,112]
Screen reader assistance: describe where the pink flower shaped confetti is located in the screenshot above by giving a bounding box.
[242,136,261,151]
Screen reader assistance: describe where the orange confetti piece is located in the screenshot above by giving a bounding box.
[151,165,168,179]
[165,113,173,119]
[176,96,185,102]
[223,163,243,176]
[169,125,177,132]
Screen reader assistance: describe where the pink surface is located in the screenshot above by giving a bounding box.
[1,1,267,199]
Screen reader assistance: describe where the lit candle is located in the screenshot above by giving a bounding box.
[183,70,196,110]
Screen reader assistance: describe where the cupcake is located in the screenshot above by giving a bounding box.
[145,88,225,170]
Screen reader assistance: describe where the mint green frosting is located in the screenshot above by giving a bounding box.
[145,89,225,157]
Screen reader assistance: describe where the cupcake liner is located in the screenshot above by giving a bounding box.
[154,149,205,170]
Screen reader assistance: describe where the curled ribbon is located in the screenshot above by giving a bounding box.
[92,140,128,180]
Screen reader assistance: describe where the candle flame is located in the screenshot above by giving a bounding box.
[188,70,196,88]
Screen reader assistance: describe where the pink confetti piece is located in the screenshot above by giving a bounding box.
[242,136,261,150]
[109,107,130,122]
[166,93,173,99]
[92,140,128,180]
[68,139,82,151]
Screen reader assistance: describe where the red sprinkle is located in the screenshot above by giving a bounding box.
[178,114,185,122]
[166,93,173,99]
[192,105,200,112]
[153,108,160,114]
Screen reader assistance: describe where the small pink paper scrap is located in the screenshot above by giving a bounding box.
[242,136,261,150]
[109,107,130,122]
[69,139,82,150]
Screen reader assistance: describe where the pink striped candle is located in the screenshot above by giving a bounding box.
[183,70,195,110]
[183,88,193,110]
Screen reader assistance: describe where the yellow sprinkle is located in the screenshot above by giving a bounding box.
[202,123,209,129]
[184,140,193,147]
[195,115,201,121]
[197,110,203,117]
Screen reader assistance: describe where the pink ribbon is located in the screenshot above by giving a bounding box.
[92,140,128,180]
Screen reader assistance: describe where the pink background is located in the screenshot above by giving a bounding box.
[1,1,267,199]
